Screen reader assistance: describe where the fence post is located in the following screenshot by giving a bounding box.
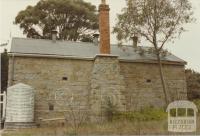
[2,91,6,119]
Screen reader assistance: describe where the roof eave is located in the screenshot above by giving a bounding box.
[8,52,186,65]
[8,52,94,61]
[119,58,186,66]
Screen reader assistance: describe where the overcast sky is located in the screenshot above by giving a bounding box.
[0,0,200,72]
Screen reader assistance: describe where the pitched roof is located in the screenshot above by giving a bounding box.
[9,37,186,65]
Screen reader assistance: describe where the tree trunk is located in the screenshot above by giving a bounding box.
[156,52,169,106]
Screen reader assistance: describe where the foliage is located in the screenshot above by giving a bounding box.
[113,0,195,105]
[1,49,8,92]
[185,69,200,99]
[15,0,98,42]
[103,97,118,122]
[135,47,169,57]
[0,120,171,135]
[115,107,167,121]
[113,0,194,46]
[193,99,200,111]
[65,103,88,135]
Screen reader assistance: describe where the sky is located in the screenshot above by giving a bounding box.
[0,0,200,72]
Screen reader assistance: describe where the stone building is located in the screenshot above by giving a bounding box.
[7,1,187,124]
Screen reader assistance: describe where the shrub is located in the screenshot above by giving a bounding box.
[193,99,200,112]
[103,97,118,122]
[186,69,200,100]
[115,107,167,121]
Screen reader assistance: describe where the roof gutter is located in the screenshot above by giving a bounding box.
[8,52,95,61]
[8,52,187,65]
[119,58,186,66]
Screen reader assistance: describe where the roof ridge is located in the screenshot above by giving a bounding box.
[12,37,95,45]
[12,37,138,46]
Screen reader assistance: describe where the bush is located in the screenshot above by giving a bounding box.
[103,97,167,122]
[103,97,118,122]
[186,69,200,100]
[115,107,167,122]
[193,99,200,112]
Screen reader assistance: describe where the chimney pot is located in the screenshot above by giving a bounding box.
[51,30,57,43]
[132,36,138,48]
[93,33,99,46]
[101,0,106,4]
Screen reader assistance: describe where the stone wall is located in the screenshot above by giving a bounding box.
[90,55,126,121]
[120,62,187,111]
[8,57,93,122]
[8,56,187,124]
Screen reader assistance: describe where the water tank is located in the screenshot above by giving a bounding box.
[5,83,35,128]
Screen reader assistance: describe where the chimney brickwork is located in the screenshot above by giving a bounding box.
[99,1,110,54]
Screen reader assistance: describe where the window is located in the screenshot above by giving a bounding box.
[62,77,68,81]
[49,104,54,111]
[146,79,151,83]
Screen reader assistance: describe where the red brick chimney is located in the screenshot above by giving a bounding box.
[99,0,110,54]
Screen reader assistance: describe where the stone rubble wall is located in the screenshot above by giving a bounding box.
[8,56,187,124]
[120,62,187,111]
[8,57,93,122]
[90,55,126,121]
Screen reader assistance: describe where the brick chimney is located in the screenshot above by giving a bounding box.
[99,0,110,54]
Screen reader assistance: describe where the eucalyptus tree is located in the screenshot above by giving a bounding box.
[113,0,195,105]
[15,0,99,42]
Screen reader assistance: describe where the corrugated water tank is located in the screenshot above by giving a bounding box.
[5,83,35,123]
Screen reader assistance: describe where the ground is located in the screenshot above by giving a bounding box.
[1,117,200,136]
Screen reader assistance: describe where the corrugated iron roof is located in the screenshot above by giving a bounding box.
[9,37,186,64]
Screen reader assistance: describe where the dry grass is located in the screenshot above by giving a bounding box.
[2,117,200,136]
[78,120,168,135]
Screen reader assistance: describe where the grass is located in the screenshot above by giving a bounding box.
[115,107,167,121]
[2,120,168,136]
[2,117,200,136]
[194,99,200,110]
[2,102,200,136]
